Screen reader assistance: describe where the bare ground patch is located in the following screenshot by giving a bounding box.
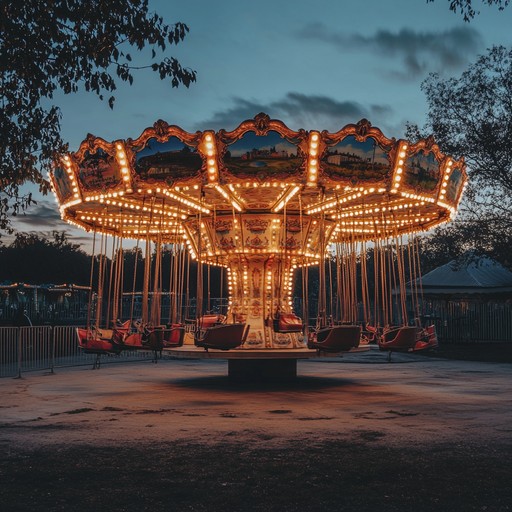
[1,439,510,512]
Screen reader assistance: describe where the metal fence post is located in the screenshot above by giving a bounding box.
[50,325,55,374]
[16,327,22,379]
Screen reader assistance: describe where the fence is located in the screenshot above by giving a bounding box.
[0,326,156,378]
[1,295,230,327]
[426,300,512,343]
[2,300,511,378]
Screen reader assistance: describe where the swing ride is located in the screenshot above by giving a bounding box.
[52,113,466,379]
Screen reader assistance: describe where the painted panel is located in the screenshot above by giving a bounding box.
[322,135,390,182]
[403,150,440,192]
[135,137,202,183]
[78,148,122,192]
[446,167,463,203]
[52,166,74,203]
[224,131,302,180]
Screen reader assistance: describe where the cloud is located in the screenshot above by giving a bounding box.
[199,92,394,132]
[11,200,63,231]
[295,24,483,79]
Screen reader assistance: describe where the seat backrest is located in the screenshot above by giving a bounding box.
[203,323,246,344]
[393,326,419,348]
[276,313,303,333]
[138,329,161,350]
[324,325,361,347]
[199,314,226,329]
[163,325,185,345]
[76,328,88,348]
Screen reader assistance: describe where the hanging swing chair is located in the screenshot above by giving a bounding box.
[273,312,304,333]
[413,324,439,352]
[307,324,361,353]
[307,226,363,354]
[377,233,439,360]
[76,233,123,368]
[378,325,420,361]
[194,322,250,351]
[76,327,121,369]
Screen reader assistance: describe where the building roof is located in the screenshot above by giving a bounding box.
[419,256,512,295]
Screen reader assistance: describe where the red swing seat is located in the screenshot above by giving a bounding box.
[142,324,186,350]
[76,328,121,369]
[378,326,420,360]
[308,325,362,353]
[76,328,120,354]
[195,323,249,351]
[413,324,439,352]
[273,313,304,333]
[197,314,226,329]
[162,324,186,348]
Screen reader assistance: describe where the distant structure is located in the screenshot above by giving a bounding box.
[420,256,512,299]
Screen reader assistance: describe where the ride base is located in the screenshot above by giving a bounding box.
[166,346,370,382]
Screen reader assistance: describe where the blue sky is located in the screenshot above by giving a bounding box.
[8,0,512,249]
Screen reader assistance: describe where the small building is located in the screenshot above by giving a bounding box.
[418,256,512,343]
[420,256,512,299]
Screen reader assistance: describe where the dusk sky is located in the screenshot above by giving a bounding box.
[8,0,512,249]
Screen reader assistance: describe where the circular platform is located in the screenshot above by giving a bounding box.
[165,346,371,382]
[165,345,370,359]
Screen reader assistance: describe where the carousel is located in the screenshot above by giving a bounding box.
[51,113,467,378]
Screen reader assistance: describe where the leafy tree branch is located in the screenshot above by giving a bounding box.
[0,0,196,233]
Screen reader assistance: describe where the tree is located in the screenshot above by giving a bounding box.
[427,0,510,21]
[408,45,512,268]
[0,231,92,284]
[0,0,196,233]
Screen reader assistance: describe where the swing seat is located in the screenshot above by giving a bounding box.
[195,323,249,351]
[273,313,304,333]
[308,325,361,353]
[378,326,419,354]
[162,324,186,348]
[114,331,144,348]
[198,314,227,329]
[76,328,120,354]
[413,324,438,352]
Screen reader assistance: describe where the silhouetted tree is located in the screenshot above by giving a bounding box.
[427,0,510,21]
[1,1,196,233]
[407,45,512,269]
[0,231,91,284]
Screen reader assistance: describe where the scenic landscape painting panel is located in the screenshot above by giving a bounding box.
[446,167,463,203]
[52,166,74,203]
[78,149,122,192]
[135,137,202,183]
[224,131,302,180]
[322,136,390,182]
[403,150,439,191]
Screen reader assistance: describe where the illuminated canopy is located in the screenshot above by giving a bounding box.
[51,112,467,266]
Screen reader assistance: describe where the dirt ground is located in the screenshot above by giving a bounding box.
[1,349,511,511]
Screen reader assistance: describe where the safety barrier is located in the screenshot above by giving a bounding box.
[0,326,155,378]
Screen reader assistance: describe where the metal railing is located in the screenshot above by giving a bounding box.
[0,326,155,378]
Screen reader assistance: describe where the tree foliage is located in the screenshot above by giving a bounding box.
[0,231,91,284]
[0,0,196,232]
[408,45,512,268]
[427,0,510,21]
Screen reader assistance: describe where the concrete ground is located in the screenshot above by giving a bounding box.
[1,348,511,450]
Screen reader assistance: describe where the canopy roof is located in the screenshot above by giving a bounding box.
[51,113,467,260]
